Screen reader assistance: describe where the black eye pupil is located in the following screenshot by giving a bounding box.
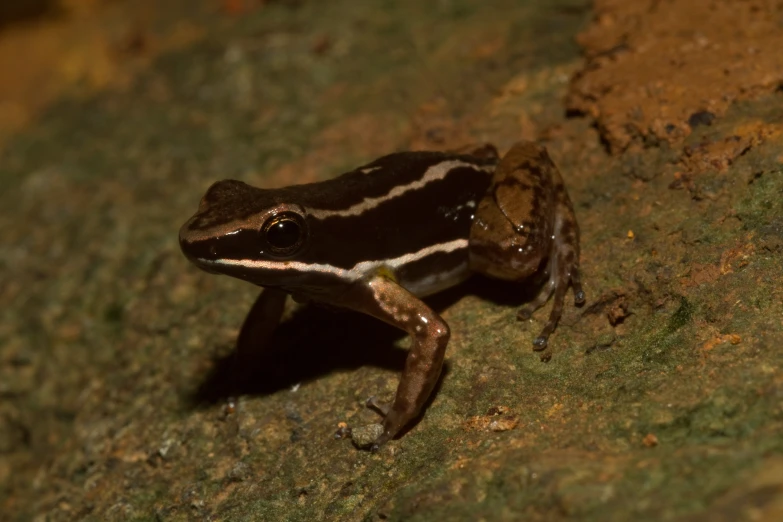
[266,219,301,249]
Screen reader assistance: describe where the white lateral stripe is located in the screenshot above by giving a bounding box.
[307,160,490,219]
[200,238,469,280]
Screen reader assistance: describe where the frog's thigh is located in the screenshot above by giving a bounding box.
[468,142,556,281]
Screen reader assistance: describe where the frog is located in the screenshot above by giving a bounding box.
[179,141,585,449]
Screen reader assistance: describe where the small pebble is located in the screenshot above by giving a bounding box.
[350,423,384,449]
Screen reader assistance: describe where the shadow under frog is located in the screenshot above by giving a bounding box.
[191,272,548,416]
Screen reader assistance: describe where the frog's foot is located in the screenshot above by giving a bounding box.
[517,246,585,351]
[358,396,419,451]
[348,399,389,451]
[361,397,396,451]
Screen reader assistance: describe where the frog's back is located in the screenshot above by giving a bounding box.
[290,151,494,293]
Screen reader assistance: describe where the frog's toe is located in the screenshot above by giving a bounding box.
[517,290,554,321]
[532,335,548,350]
[517,307,533,321]
[366,396,391,416]
[568,264,586,305]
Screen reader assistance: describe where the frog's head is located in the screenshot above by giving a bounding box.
[179,180,311,285]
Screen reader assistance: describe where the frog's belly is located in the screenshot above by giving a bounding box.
[395,239,472,297]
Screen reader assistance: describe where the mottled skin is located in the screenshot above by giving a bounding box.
[179,142,584,449]
[470,144,585,351]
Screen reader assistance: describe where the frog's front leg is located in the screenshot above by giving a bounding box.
[338,275,450,449]
[232,287,287,381]
[469,142,585,352]
[237,288,288,353]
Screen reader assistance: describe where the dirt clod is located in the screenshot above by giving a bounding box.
[567,0,783,152]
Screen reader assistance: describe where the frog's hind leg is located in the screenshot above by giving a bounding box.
[518,211,585,351]
[469,142,585,353]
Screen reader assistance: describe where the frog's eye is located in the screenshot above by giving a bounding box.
[261,212,307,256]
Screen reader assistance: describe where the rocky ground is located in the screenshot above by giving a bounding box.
[1,0,782,520]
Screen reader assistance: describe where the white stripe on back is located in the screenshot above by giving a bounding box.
[307,160,492,219]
